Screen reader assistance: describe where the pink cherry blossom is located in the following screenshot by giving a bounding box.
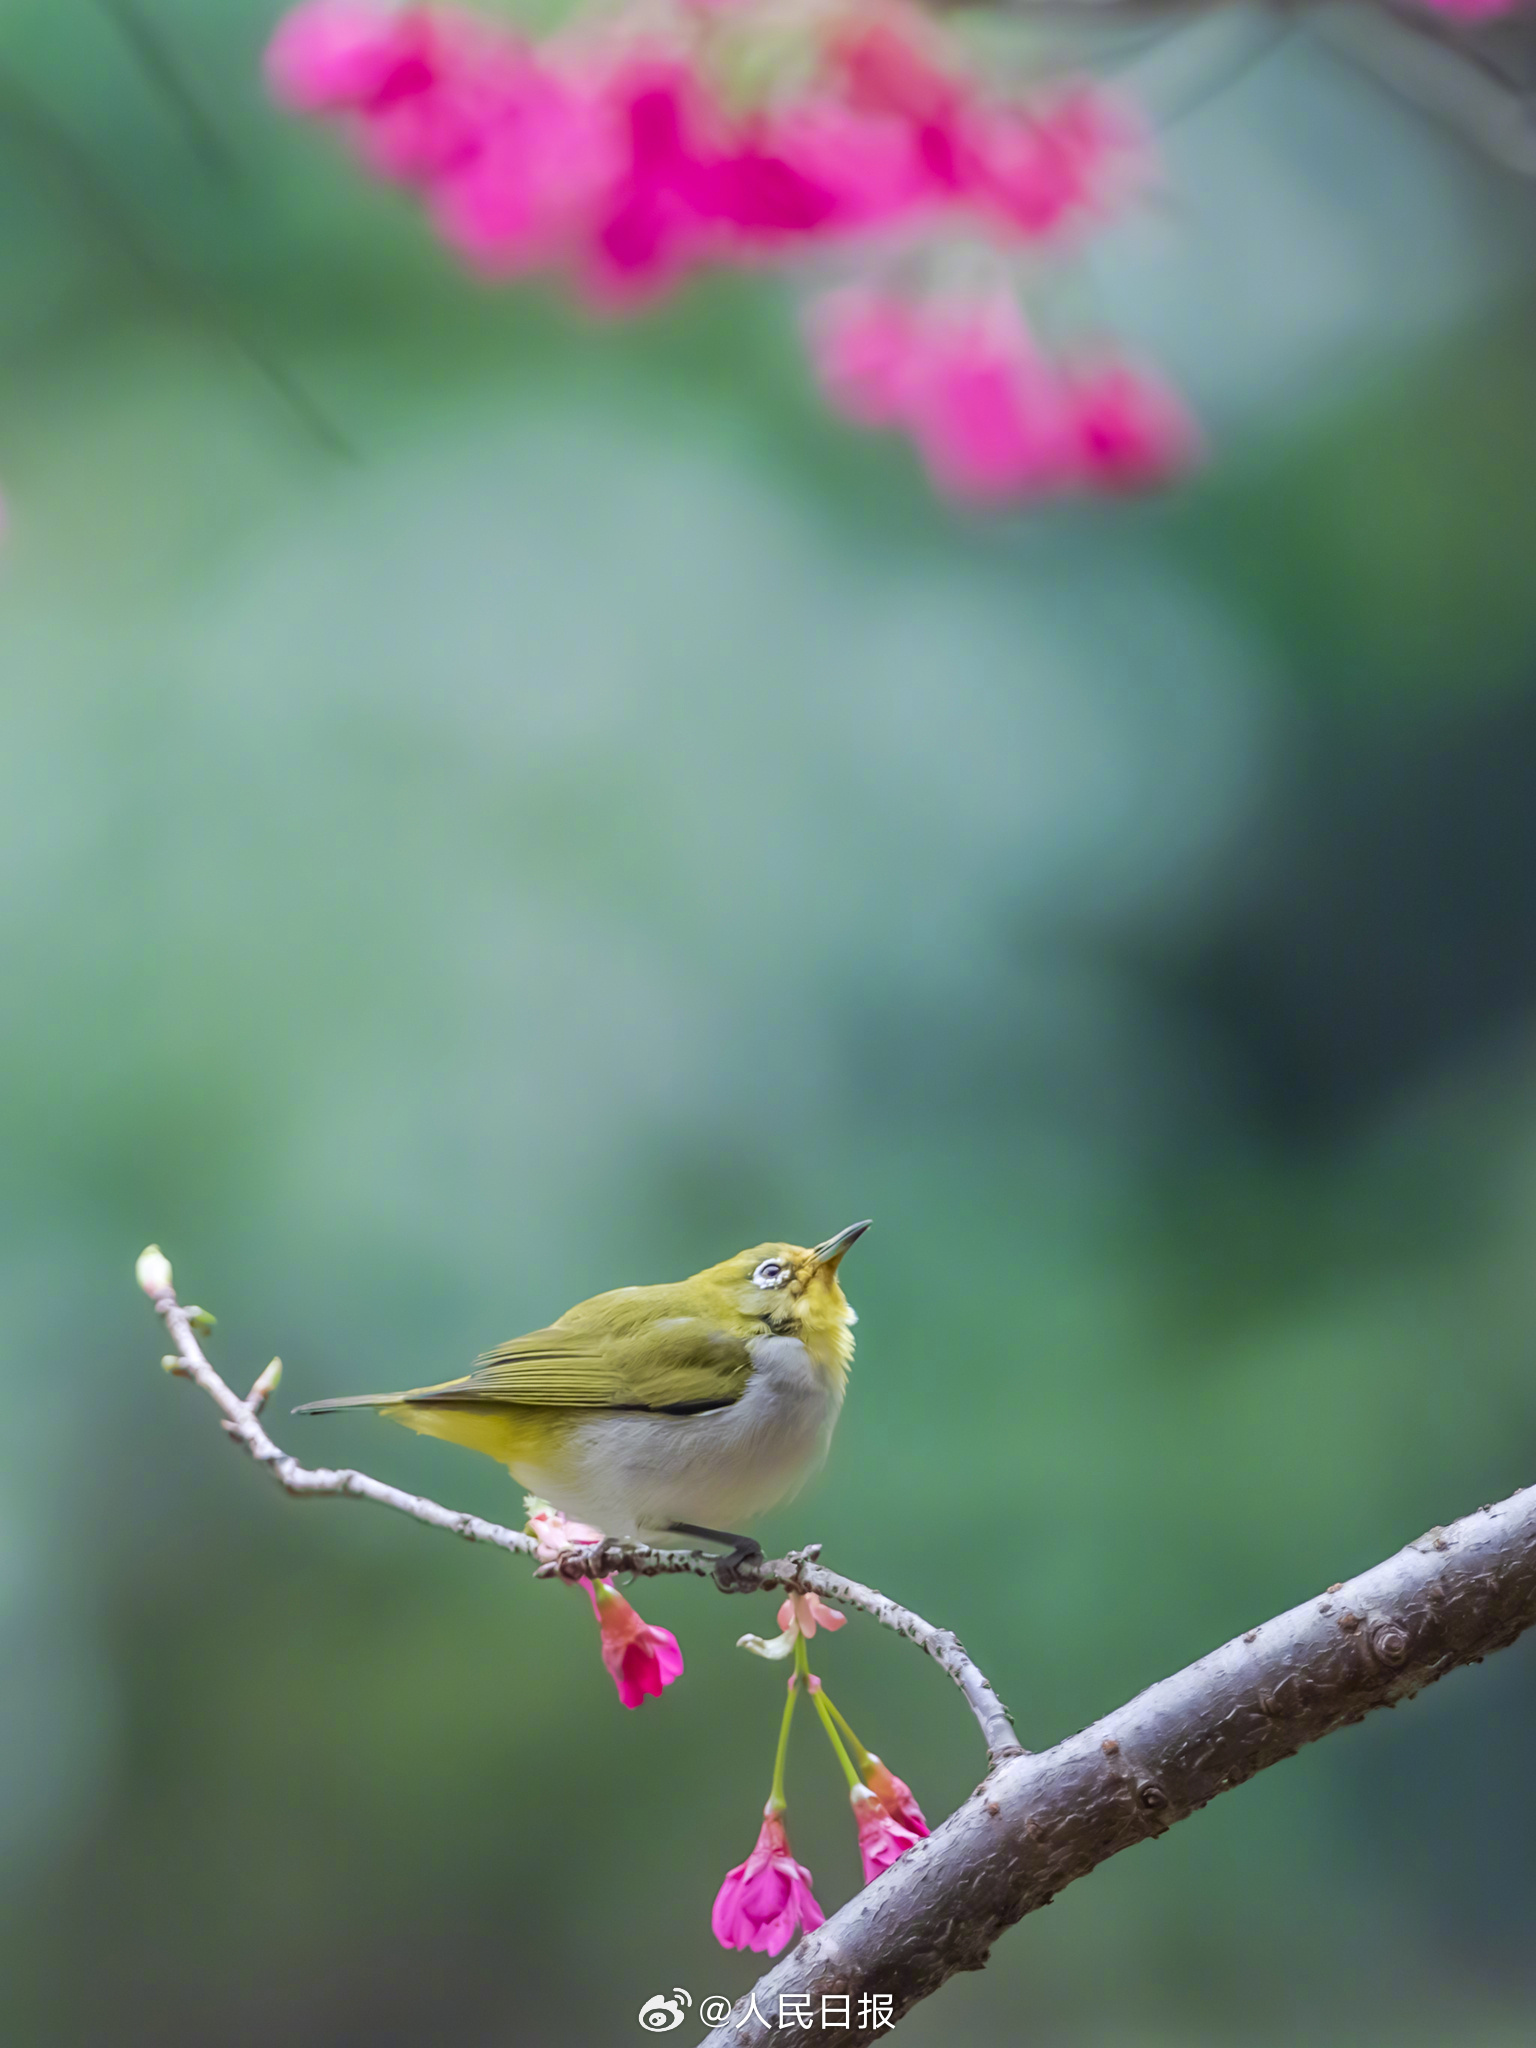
[703,144,839,245]
[524,1499,606,1562]
[823,20,1141,243]
[264,0,413,112]
[971,87,1142,240]
[268,5,528,185]
[711,1805,825,1953]
[812,286,1196,505]
[578,63,725,303]
[862,1753,930,1836]
[758,98,936,234]
[521,1501,684,1706]
[429,63,615,274]
[267,6,1147,277]
[850,1782,925,1883]
[779,1590,845,1638]
[832,18,973,198]
[807,287,922,427]
[266,3,1198,506]
[832,18,964,132]
[587,175,705,301]
[1067,356,1201,490]
[737,1585,847,1659]
[902,296,1076,504]
[583,1578,685,1708]
[356,22,527,186]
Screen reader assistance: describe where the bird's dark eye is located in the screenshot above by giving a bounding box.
[751,1259,787,1290]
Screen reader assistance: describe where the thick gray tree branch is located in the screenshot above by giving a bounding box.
[706,1478,1536,2045]
[135,1246,1022,1763]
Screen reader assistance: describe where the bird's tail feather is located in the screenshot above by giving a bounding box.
[292,1392,410,1415]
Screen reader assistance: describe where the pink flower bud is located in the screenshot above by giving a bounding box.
[584,1579,684,1709]
[807,288,922,428]
[832,19,962,129]
[850,1783,925,1883]
[972,87,1142,241]
[135,1245,173,1297]
[578,62,723,305]
[763,99,932,233]
[902,296,1075,505]
[267,4,535,188]
[429,66,616,275]
[705,146,838,242]
[1067,357,1200,491]
[711,1805,825,1953]
[264,1,408,112]
[524,1500,605,1562]
[862,1753,929,1836]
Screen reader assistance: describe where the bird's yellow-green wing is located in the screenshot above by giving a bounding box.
[434,1329,617,1406]
[410,1315,754,1414]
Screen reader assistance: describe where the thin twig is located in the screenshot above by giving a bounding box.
[137,1248,1023,1763]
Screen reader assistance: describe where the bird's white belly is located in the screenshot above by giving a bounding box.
[514,1335,844,1542]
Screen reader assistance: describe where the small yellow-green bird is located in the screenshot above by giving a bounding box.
[296,1222,869,1569]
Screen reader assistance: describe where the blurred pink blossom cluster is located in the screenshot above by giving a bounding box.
[810,286,1196,501]
[267,0,1198,506]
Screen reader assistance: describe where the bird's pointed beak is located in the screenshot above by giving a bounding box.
[812,1220,871,1271]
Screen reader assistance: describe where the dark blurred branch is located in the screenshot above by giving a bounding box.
[0,67,353,454]
[952,0,1536,174]
[707,1479,1536,2044]
[136,1246,1022,1763]
[98,0,241,185]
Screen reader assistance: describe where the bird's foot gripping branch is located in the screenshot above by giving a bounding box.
[136,1245,1021,1977]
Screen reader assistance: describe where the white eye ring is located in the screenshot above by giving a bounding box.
[752,1259,787,1290]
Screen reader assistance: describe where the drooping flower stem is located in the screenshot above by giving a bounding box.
[820,1691,873,1775]
[814,1696,864,1791]
[768,1659,801,1812]
[798,1635,861,1792]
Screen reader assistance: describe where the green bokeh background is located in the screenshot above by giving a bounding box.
[4,4,1536,2043]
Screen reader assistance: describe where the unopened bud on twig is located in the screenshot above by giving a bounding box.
[161,1354,186,1375]
[185,1306,217,1334]
[247,1358,282,1411]
[136,1245,173,1297]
